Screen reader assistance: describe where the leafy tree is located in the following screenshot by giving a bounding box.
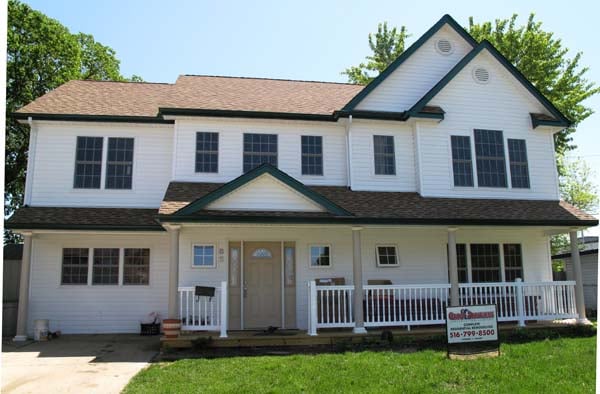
[6,0,141,243]
[342,22,409,85]
[550,157,599,257]
[343,15,599,162]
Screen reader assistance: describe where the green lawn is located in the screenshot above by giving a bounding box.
[125,337,596,393]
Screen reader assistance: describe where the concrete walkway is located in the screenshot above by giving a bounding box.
[2,334,159,394]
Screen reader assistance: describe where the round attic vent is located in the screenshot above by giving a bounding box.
[473,67,490,84]
[435,39,453,55]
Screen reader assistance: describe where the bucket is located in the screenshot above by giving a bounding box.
[162,319,181,338]
[34,319,49,341]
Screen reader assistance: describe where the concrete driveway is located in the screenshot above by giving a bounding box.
[2,334,159,394]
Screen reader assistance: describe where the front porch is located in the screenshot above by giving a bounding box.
[169,279,579,342]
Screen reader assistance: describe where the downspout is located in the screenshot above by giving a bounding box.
[23,117,36,205]
[345,115,353,189]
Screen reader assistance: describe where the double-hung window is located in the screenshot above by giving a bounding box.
[474,129,507,187]
[243,133,277,172]
[470,244,501,283]
[507,139,530,188]
[373,135,395,175]
[92,248,120,285]
[450,136,474,187]
[61,248,89,285]
[195,132,219,173]
[503,244,524,281]
[123,248,150,285]
[106,138,134,189]
[309,245,331,267]
[74,136,103,188]
[301,135,323,175]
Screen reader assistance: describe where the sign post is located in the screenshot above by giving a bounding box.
[446,304,499,359]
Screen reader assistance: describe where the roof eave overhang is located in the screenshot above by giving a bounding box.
[156,215,599,227]
[530,114,571,129]
[5,223,165,231]
[12,112,174,124]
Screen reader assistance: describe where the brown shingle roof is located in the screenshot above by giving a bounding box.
[159,181,598,226]
[16,76,364,118]
[6,207,162,230]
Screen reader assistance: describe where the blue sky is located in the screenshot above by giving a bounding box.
[23,0,600,232]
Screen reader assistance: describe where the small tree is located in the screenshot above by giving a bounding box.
[342,22,409,85]
[550,157,599,257]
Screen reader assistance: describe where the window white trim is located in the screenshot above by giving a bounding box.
[192,243,217,268]
[308,244,332,269]
[375,244,399,267]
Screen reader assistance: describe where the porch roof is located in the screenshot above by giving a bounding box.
[159,181,598,227]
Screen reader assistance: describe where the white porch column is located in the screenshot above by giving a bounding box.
[167,225,181,319]
[569,230,588,322]
[14,232,33,341]
[447,228,460,307]
[352,227,367,334]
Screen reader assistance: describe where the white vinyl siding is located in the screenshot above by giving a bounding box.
[29,122,173,208]
[417,49,560,199]
[356,25,473,112]
[173,118,347,186]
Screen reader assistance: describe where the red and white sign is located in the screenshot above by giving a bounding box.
[446,305,498,344]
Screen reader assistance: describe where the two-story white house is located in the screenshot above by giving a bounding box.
[8,15,597,340]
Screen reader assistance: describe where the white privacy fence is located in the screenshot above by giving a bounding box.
[178,281,228,337]
[308,280,578,334]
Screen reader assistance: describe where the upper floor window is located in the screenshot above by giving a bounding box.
[195,132,219,173]
[74,136,103,189]
[450,136,474,187]
[474,129,507,188]
[507,139,530,188]
[301,135,323,176]
[373,135,395,175]
[243,133,277,173]
[106,138,134,189]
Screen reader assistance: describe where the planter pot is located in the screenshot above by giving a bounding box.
[162,319,181,338]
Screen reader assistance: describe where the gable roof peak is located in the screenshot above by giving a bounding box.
[342,14,478,111]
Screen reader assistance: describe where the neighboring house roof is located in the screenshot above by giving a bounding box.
[408,40,571,127]
[158,180,597,226]
[3,244,23,260]
[552,249,599,260]
[6,207,162,231]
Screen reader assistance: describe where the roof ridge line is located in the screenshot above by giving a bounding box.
[67,79,174,86]
[179,74,363,86]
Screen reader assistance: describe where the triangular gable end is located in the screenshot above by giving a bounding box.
[408,40,571,128]
[173,164,352,216]
[343,14,478,112]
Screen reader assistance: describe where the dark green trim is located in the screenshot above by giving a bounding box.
[13,112,174,124]
[530,114,568,129]
[159,107,336,122]
[408,41,572,126]
[5,223,165,231]
[342,14,478,112]
[336,110,409,121]
[173,163,353,217]
[411,112,445,120]
[158,214,598,227]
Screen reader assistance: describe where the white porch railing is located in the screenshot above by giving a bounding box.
[308,280,578,334]
[178,281,228,338]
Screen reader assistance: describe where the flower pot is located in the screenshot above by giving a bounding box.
[162,319,181,338]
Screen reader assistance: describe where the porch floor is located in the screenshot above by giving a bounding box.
[161,321,577,349]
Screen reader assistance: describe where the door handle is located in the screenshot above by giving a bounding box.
[243,287,248,298]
